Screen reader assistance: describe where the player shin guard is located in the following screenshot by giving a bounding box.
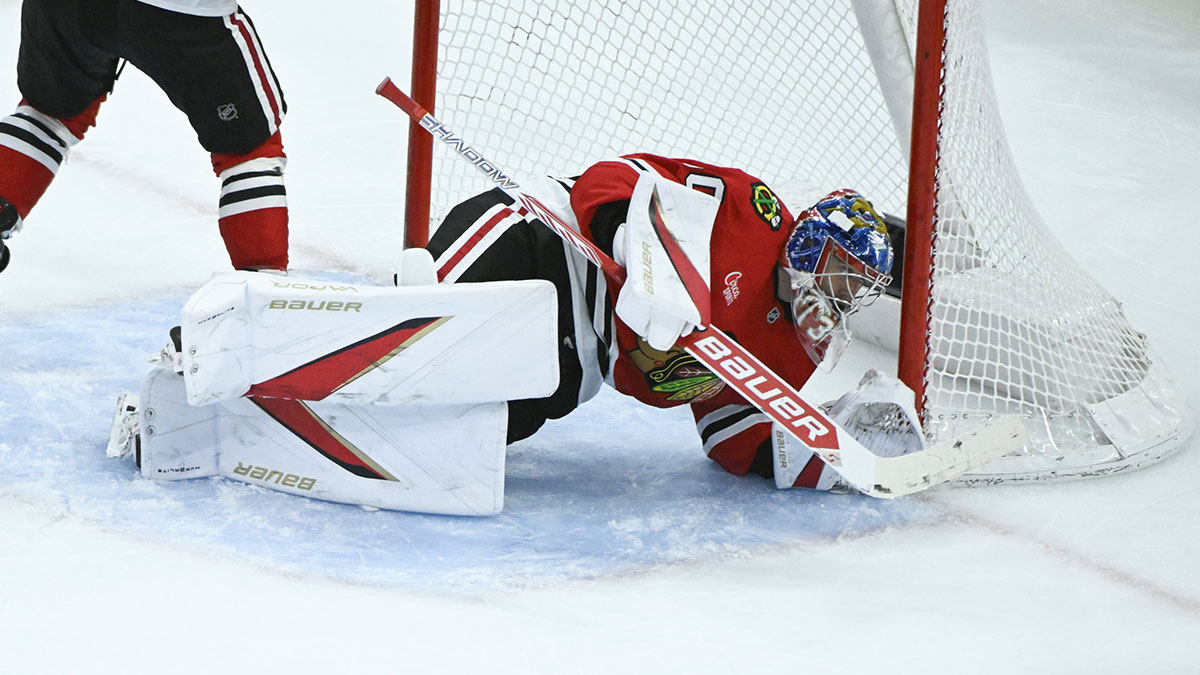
[0,98,102,229]
[213,133,289,270]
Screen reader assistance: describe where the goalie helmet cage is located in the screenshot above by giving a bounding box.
[404,0,1193,482]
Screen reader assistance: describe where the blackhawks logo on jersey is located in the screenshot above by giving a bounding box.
[750,182,783,231]
[628,338,726,403]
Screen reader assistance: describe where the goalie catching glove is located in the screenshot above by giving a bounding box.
[773,370,927,490]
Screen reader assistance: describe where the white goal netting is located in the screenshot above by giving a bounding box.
[424,0,1192,481]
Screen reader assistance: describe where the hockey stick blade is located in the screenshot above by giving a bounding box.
[837,415,1026,497]
[375,77,1024,497]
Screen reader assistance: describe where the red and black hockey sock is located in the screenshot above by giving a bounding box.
[212,131,289,270]
[0,97,103,222]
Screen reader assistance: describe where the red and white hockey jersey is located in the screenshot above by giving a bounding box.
[570,154,818,478]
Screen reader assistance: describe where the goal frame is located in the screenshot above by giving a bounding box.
[401,0,1193,483]
[404,0,945,401]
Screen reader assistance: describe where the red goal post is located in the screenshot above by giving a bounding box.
[404,0,1193,482]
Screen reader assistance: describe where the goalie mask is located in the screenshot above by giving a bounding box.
[777,189,893,370]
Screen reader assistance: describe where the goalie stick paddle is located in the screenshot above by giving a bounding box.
[375,77,1026,498]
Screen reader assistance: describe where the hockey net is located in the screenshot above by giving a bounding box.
[408,0,1192,482]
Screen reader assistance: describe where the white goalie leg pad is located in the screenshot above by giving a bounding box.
[138,364,222,481]
[136,364,508,515]
[613,171,720,350]
[214,397,507,516]
[772,370,927,490]
[181,270,558,407]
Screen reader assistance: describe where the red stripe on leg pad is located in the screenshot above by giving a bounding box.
[250,398,392,481]
[249,316,449,400]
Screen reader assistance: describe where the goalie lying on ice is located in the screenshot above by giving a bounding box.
[108,153,925,515]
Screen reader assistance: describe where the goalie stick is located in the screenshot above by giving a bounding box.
[375,77,1026,498]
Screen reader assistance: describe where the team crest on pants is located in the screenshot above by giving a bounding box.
[628,338,726,402]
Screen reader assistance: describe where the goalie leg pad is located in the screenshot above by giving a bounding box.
[138,365,221,481]
[181,270,559,407]
[135,363,508,515]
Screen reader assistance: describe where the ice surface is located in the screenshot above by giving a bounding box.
[0,291,937,591]
[1,0,1198,672]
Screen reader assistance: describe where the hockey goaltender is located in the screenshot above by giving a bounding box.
[106,153,1020,515]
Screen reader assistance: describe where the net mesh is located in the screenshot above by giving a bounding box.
[925,1,1169,471]
[430,0,908,222]
[429,0,1190,479]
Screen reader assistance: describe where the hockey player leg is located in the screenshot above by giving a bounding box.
[3,0,116,273]
[211,134,289,271]
[117,3,289,270]
[0,98,104,272]
[219,397,510,515]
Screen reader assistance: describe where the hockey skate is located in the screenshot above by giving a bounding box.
[0,196,19,273]
[105,328,185,465]
[105,392,141,466]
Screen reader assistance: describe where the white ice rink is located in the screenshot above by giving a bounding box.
[1,0,1198,672]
